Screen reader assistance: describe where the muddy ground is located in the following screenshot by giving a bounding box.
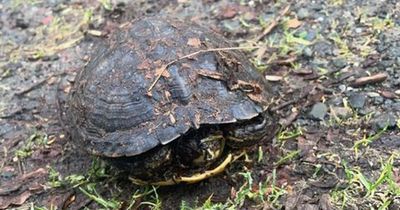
[1,0,400,209]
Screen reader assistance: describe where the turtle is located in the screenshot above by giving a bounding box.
[66,16,277,185]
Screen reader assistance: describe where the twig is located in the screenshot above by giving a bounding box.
[254,4,291,42]
[14,78,48,96]
[323,71,356,86]
[351,72,388,87]
[270,98,298,111]
[270,86,313,111]
[15,73,62,96]
[271,55,297,65]
[147,46,262,92]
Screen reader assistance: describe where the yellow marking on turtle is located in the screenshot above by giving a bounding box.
[130,153,233,186]
[193,135,225,166]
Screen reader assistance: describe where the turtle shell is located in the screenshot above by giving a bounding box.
[66,16,274,158]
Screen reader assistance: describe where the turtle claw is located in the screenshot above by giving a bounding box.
[130,153,234,186]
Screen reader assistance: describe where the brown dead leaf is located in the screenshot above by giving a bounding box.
[28,182,44,192]
[164,90,171,100]
[231,80,262,93]
[254,46,268,60]
[297,136,315,154]
[21,168,47,180]
[187,38,202,48]
[137,59,151,70]
[181,63,192,69]
[0,168,47,195]
[155,66,170,78]
[197,69,225,80]
[154,60,162,66]
[286,18,302,28]
[379,90,397,99]
[220,5,238,19]
[0,191,32,209]
[62,84,71,94]
[46,76,58,85]
[247,93,265,104]
[0,168,47,209]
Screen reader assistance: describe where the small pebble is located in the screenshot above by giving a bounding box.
[332,58,347,69]
[309,102,328,121]
[328,96,343,106]
[297,8,309,20]
[330,107,351,119]
[348,93,366,109]
[371,113,397,130]
[338,85,346,92]
[303,47,313,57]
[372,96,384,105]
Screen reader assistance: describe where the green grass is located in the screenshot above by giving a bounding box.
[275,150,300,166]
[47,166,63,188]
[329,32,354,59]
[331,153,400,209]
[277,30,313,56]
[329,0,344,6]
[79,183,122,209]
[177,170,287,209]
[277,126,303,141]
[370,16,395,32]
[328,98,374,127]
[99,0,113,11]
[44,158,165,210]
[353,125,388,157]
[14,131,48,160]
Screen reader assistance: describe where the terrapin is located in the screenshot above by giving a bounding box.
[66,16,277,185]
